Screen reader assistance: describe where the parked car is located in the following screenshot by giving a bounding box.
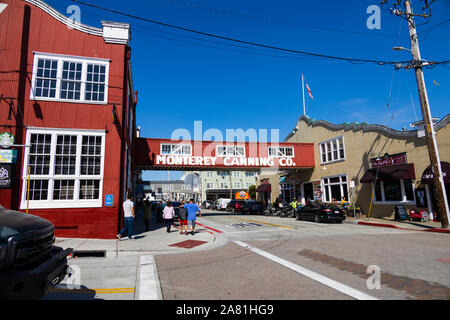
[226,200,246,213]
[0,205,73,300]
[201,200,215,210]
[297,201,345,223]
[216,198,231,211]
[241,201,263,215]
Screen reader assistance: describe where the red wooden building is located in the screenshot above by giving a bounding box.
[0,0,137,239]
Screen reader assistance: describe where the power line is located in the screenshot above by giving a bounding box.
[158,0,407,38]
[70,0,420,66]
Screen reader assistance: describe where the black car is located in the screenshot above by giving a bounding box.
[241,201,263,215]
[0,205,73,300]
[297,201,345,223]
[226,200,246,213]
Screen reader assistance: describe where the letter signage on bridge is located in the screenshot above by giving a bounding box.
[134,138,315,171]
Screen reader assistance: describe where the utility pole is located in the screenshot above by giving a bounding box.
[390,0,449,228]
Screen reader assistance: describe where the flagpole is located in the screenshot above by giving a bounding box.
[302,74,306,116]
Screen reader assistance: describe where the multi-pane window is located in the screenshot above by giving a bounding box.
[322,175,348,202]
[29,180,49,201]
[31,53,109,104]
[29,134,51,175]
[81,136,102,175]
[161,144,192,156]
[373,180,415,203]
[217,146,245,157]
[34,59,58,98]
[85,64,106,102]
[21,130,105,209]
[55,135,77,175]
[320,137,345,164]
[60,61,82,100]
[53,180,75,201]
[80,180,100,200]
[268,146,294,157]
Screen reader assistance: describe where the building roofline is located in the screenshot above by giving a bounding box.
[284,114,450,141]
[26,0,131,44]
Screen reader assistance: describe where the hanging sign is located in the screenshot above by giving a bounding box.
[0,132,15,148]
[0,149,17,163]
[0,164,12,188]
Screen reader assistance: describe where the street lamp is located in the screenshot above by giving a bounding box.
[392,46,412,52]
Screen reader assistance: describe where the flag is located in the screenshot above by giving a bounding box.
[305,81,314,100]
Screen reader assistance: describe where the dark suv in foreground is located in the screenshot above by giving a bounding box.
[0,205,72,300]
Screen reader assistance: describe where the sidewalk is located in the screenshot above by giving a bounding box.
[55,214,220,258]
[344,216,450,234]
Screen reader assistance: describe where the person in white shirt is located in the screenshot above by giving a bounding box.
[162,201,175,233]
[117,192,135,240]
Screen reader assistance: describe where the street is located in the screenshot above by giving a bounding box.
[44,210,450,300]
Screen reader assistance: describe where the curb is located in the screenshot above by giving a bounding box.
[345,220,450,234]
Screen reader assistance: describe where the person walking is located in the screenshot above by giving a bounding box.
[184,198,201,235]
[178,201,188,235]
[143,197,151,232]
[162,201,175,233]
[117,192,135,240]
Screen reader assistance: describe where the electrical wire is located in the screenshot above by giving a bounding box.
[70,0,418,66]
[158,0,407,39]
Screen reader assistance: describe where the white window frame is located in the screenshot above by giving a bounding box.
[321,174,348,203]
[30,52,110,105]
[319,136,346,165]
[268,146,294,158]
[216,145,246,157]
[372,180,416,204]
[160,143,192,156]
[20,128,105,209]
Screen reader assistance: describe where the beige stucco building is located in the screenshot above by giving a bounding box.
[256,114,450,219]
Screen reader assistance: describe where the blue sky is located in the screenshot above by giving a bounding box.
[46,0,450,180]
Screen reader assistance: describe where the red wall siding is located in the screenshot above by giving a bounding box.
[0,0,131,238]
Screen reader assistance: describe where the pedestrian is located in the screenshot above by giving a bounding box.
[184,198,201,235]
[117,192,135,240]
[178,201,188,235]
[162,201,175,233]
[143,197,151,231]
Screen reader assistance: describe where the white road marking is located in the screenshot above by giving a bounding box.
[234,241,378,300]
[137,255,162,300]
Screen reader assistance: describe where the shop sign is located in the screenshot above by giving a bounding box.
[371,153,407,168]
[235,191,250,200]
[0,164,12,188]
[0,149,17,163]
[0,132,15,148]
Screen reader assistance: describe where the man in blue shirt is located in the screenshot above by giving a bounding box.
[184,199,201,235]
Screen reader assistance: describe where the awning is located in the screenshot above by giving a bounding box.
[360,163,415,183]
[421,162,449,184]
[256,184,271,193]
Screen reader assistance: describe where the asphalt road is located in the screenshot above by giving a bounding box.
[43,210,450,300]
